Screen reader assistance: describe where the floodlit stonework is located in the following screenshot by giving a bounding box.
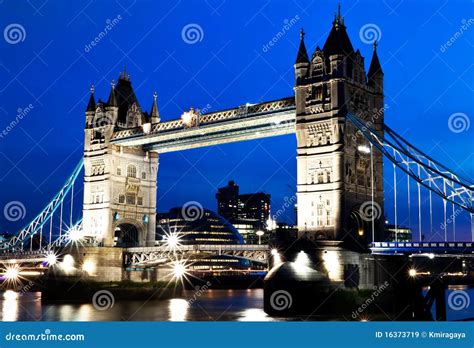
[294,11,384,247]
[83,70,159,247]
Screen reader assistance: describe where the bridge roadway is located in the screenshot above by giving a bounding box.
[110,97,296,152]
[0,244,271,267]
[124,244,271,268]
[370,241,474,256]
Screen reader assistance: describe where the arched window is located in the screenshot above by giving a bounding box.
[127,165,137,178]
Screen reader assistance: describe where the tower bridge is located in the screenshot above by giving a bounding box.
[1,6,473,290]
[111,97,296,153]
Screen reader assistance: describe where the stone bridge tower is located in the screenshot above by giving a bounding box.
[294,9,385,249]
[82,69,159,247]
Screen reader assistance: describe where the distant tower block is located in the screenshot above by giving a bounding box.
[294,8,384,249]
[82,69,159,247]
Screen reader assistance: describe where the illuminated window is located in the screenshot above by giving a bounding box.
[127,165,137,178]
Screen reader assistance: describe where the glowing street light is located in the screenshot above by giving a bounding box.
[271,248,282,265]
[68,225,83,242]
[4,266,19,280]
[408,268,417,277]
[163,231,182,252]
[45,252,57,266]
[173,263,186,279]
[256,230,264,245]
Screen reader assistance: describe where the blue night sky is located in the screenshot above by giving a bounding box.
[0,0,473,240]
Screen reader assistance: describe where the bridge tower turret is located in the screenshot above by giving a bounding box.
[82,70,158,247]
[294,7,385,250]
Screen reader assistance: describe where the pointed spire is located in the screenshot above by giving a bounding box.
[368,40,383,77]
[333,2,344,27]
[119,65,130,81]
[295,28,309,64]
[86,84,96,112]
[107,80,118,107]
[150,91,160,123]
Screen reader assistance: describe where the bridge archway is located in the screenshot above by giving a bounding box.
[113,220,144,248]
[348,208,369,247]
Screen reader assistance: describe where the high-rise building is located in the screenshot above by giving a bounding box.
[216,181,271,241]
[238,193,270,229]
[216,180,239,221]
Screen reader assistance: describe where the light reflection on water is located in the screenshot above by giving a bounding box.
[0,289,275,321]
[0,288,471,321]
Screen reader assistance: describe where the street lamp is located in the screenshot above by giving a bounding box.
[256,230,264,245]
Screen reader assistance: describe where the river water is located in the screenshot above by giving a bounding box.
[0,288,472,321]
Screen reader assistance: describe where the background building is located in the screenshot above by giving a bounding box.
[385,224,412,242]
[216,180,270,243]
[156,207,244,245]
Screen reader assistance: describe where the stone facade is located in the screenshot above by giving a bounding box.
[83,71,159,247]
[294,13,385,249]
